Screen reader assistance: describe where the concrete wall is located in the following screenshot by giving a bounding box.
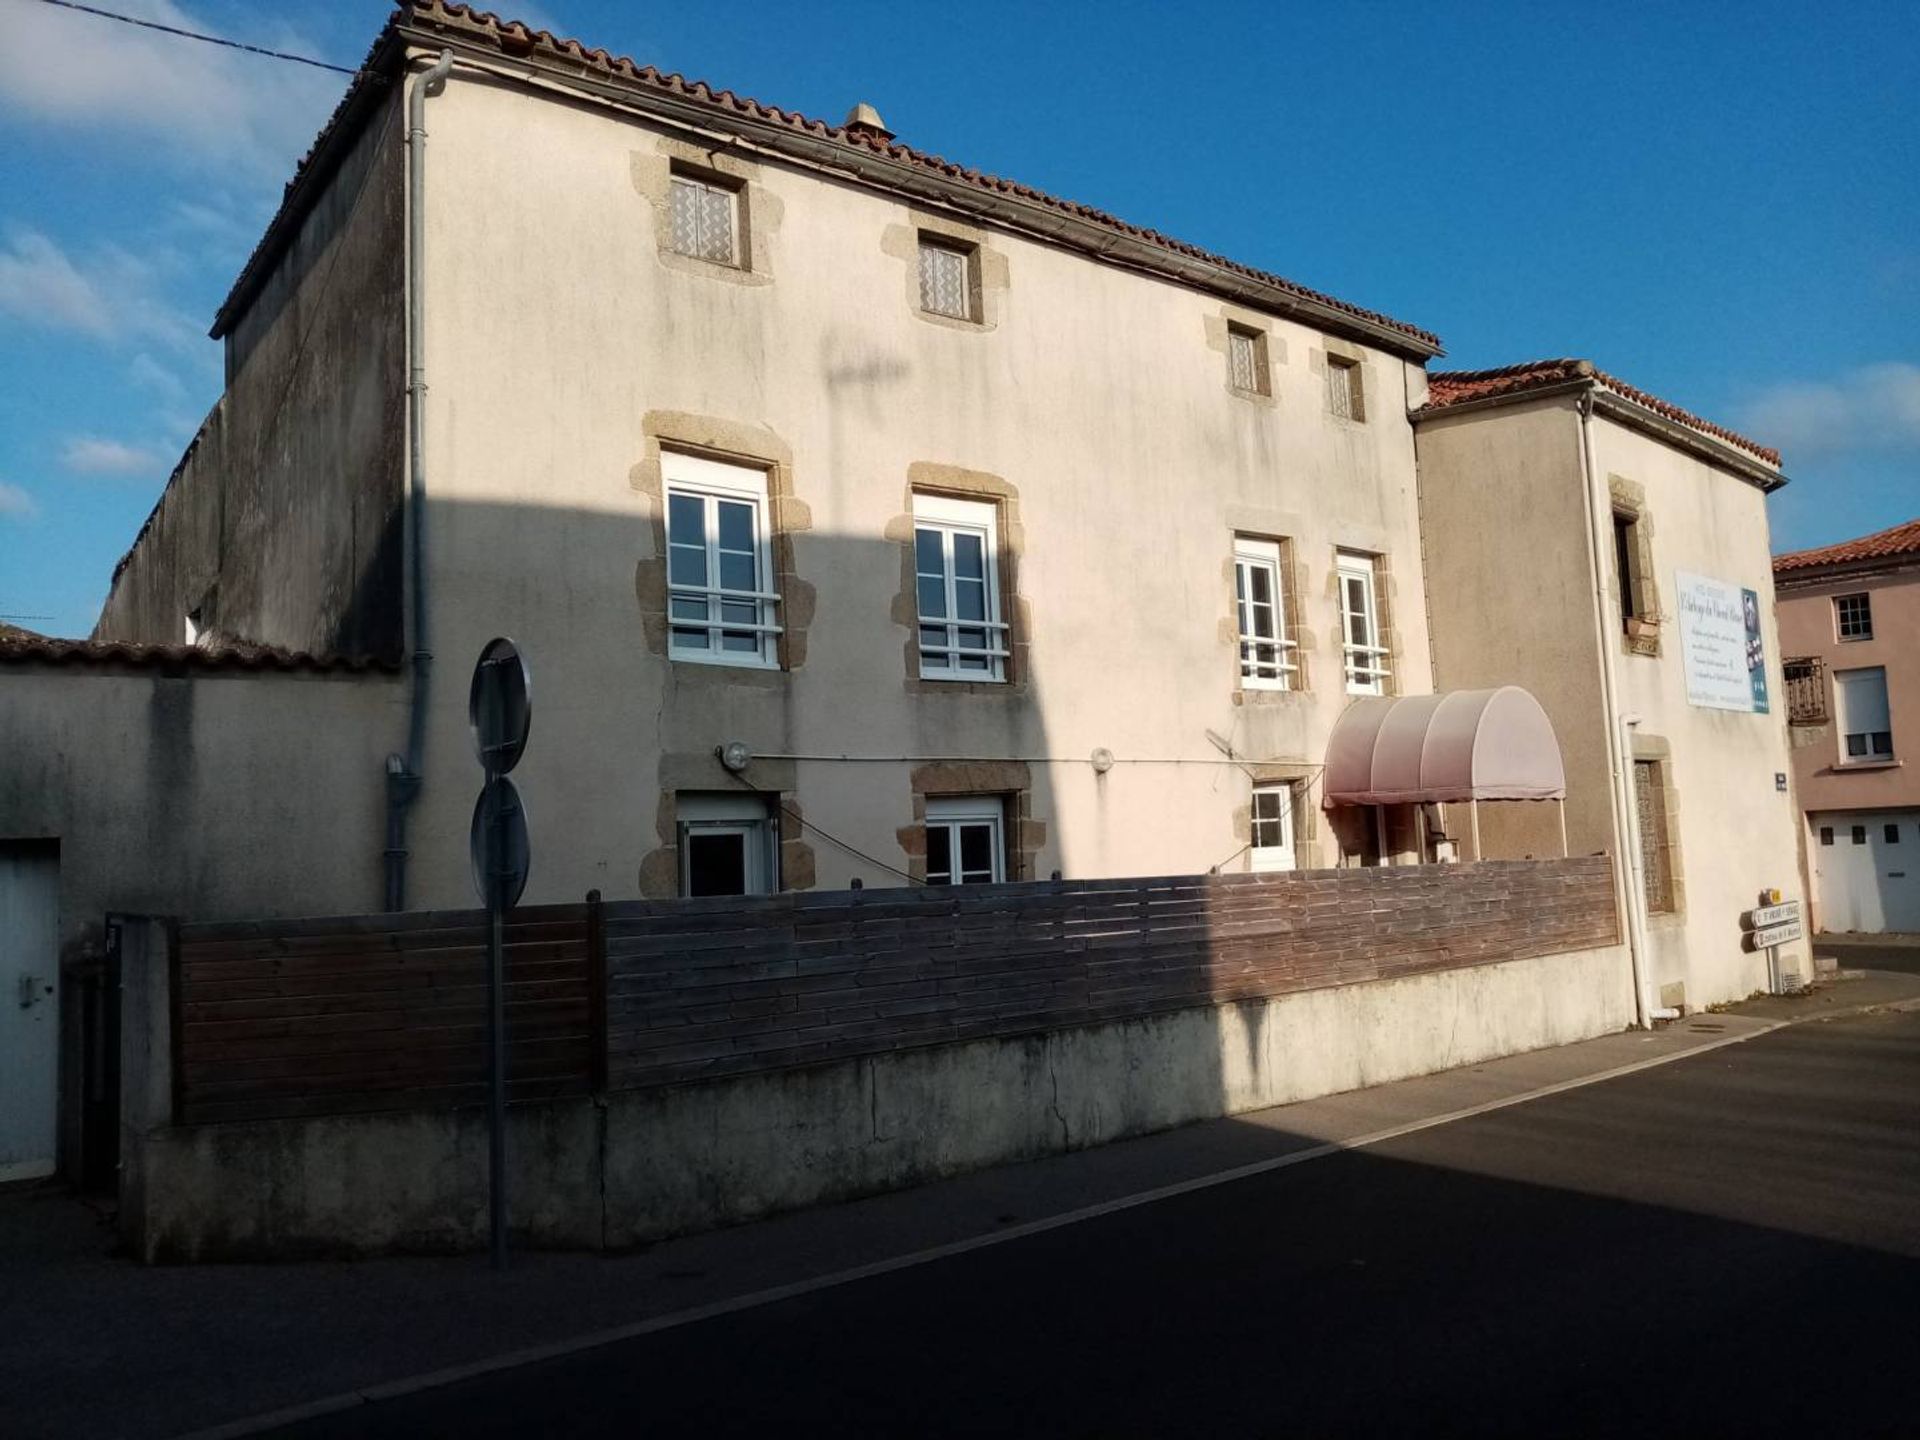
[1776,565,1920,814]
[94,90,406,658]
[1414,395,1612,862]
[129,940,1631,1260]
[1589,414,1807,1008]
[383,61,1435,905]
[0,658,401,1174]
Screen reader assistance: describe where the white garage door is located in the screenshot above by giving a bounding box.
[1812,811,1920,934]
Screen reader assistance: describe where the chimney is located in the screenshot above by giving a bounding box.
[843,102,894,144]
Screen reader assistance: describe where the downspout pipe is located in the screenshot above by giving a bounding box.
[1575,388,1655,1027]
[385,49,454,912]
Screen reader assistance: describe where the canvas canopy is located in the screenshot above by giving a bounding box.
[1323,687,1565,807]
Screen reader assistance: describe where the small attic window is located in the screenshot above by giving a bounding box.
[918,236,978,321]
[1328,355,1366,421]
[1228,325,1270,396]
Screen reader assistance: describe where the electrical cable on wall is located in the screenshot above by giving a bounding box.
[716,759,924,886]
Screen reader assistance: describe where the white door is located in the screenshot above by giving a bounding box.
[1,846,60,1182]
[1812,812,1920,934]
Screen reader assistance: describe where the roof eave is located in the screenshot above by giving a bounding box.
[1773,552,1920,587]
[215,19,1442,360]
[1412,381,1787,493]
[1589,389,1787,493]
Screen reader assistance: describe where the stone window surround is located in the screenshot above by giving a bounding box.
[882,211,1009,332]
[1628,733,1686,924]
[1313,337,1370,424]
[1224,529,1311,699]
[633,136,782,287]
[1608,474,1663,659]
[895,761,1046,885]
[1330,545,1400,698]
[630,411,817,679]
[886,462,1033,695]
[637,752,817,900]
[1232,763,1323,871]
[1204,306,1286,409]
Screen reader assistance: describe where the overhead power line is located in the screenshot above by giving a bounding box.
[32,0,361,76]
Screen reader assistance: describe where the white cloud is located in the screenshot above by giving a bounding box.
[0,231,113,335]
[62,436,163,476]
[0,482,39,518]
[0,0,345,176]
[1735,363,1920,459]
[0,229,208,359]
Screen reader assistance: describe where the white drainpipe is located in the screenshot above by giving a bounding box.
[1575,388,1657,1027]
[384,48,455,912]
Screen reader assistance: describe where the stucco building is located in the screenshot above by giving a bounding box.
[1412,360,1808,1014]
[1774,518,1920,933]
[86,0,1452,921]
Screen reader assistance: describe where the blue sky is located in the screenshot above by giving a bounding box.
[2,0,1916,638]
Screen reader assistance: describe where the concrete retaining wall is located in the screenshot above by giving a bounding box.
[132,941,1630,1260]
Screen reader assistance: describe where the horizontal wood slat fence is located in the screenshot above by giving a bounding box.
[172,857,1617,1125]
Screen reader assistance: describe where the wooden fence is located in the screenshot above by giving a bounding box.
[172,903,596,1124]
[171,856,1617,1125]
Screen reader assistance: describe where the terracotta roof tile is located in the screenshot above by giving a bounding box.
[1773,516,1920,574]
[1421,359,1782,467]
[212,1,1440,353]
[0,637,400,675]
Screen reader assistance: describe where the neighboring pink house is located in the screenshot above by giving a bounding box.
[1775,517,1920,933]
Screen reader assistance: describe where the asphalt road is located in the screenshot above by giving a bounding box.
[277,1009,1920,1439]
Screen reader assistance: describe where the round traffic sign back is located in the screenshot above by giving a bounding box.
[469,637,532,775]
[469,775,531,910]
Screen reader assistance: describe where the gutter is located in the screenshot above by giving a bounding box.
[217,26,1441,362]
[1412,381,1786,494]
[384,48,454,912]
[1575,391,1656,1027]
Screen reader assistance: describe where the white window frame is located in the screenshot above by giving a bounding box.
[1835,666,1894,763]
[1249,783,1296,872]
[663,452,781,670]
[1234,537,1295,690]
[1337,551,1388,695]
[668,171,740,266]
[917,236,975,320]
[677,791,776,897]
[925,796,1006,885]
[913,494,1008,682]
[1834,592,1873,642]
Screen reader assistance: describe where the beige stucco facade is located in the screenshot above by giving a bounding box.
[286,51,1438,905]
[1416,388,1808,1011]
[79,38,1440,920]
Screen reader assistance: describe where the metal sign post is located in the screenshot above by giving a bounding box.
[468,639,532,1272]
[1740,891,1802,994]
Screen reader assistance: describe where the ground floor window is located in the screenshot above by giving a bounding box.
[677,791,777,897]
[1250,784,1296,871]
[1633,760,1675,913]
[925,796,1005,885]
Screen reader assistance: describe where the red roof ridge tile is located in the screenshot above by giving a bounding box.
[1773,516,1920,574]
[1422,358,1781,468]
[211,1,1440,353]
